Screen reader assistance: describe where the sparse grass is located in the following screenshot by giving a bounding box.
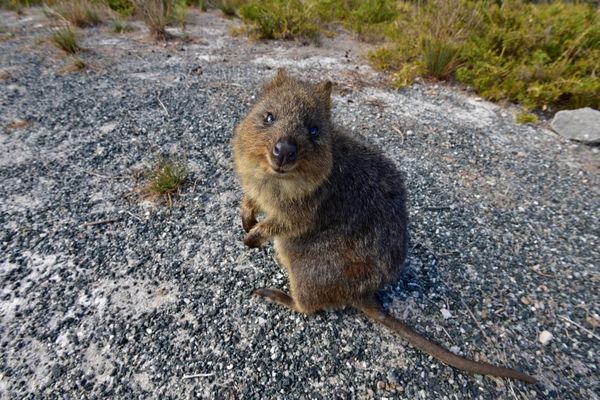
[516,111,540,124]
[143,156,188,206]
[111,18,134,32]
[1,0,46,12]
[216,0,243,17]
[133,0,172,39]
[51,27,80,54]
[173,0,188,31]
[55,0,103,27]
[72,56,86,69]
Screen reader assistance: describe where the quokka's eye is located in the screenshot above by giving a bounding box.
[265,113,274,125]
[308,126,318,138]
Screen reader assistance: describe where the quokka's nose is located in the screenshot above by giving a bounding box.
[272,138,297,167]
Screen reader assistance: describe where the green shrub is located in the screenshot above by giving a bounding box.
[238,0,320,41]
[455,1,600,110]
[106,0,135,16]
[516,110,539,124]
[1,0,46,12]
[216,0,245,16]
[173,0,188,31]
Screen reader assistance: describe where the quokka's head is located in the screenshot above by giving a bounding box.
[233,69,334,197]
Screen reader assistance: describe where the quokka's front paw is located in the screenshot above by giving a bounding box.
[241,213,257,233]
[244,227,265,248]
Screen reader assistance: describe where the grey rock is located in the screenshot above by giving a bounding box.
[550,107,600,143]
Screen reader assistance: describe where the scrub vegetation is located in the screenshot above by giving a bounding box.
[4,0,598,112]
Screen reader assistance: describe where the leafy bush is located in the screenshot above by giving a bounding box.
[516,111,540,124]
[367,0,599,111]
[238,0,320,41]
[106,0,135,16]
[456,1,600,110]
[173,0,188,31]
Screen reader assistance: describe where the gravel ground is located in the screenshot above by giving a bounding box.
[1,9,599,400]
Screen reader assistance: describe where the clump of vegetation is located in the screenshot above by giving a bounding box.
[133,0,172,39]
[51,27,81,54]
[106,0,135,16]
[235,0,398,42]
[111,18,134,33]
[71,56,86,69]
[216,0,243,17]
[455,1,600,111]
[367,0,599,111]
[237,0,320,41]
[55,0,103,27]
[516,111,540,124]
[1,0,44,13]
[143,156,188,206]
[172,0,188,31]
[367,0,480,80]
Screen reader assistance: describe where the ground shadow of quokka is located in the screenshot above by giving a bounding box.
[378,243,445,305]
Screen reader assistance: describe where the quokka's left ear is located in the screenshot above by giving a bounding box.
[263,68,289,93]
[317,80,332,109]
[317,80,333,98]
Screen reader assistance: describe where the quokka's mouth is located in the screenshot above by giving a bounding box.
[268,162,296,176]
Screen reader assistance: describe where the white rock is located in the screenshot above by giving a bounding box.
[550,107,600,143]
[539,330,553,345]
[100,122,117,134]
[440,308,452,319]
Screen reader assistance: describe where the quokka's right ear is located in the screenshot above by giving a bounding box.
[262,68,288,92]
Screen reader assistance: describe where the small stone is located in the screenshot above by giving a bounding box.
[440,308,452,319]
[0,70,10,80]
[539,330,553,345]
[100,122,117,134]
[376,380,386,390]
[450,346,461,354]
[550,107,600,144]
[8,119,28,129]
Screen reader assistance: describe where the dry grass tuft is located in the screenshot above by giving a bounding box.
[55,0,103,27]
[133,0,172,39]
[51,27,81,54]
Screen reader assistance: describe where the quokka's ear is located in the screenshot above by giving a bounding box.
[317,80,333,108]
[263,68,289,92]
[317,80,333,98]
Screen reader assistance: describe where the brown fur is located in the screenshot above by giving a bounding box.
[232,69,537,384]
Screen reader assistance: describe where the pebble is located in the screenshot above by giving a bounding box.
[539,330,553,345]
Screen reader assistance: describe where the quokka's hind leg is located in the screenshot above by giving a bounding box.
[253,288,299,312]
[253,287,321,315]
